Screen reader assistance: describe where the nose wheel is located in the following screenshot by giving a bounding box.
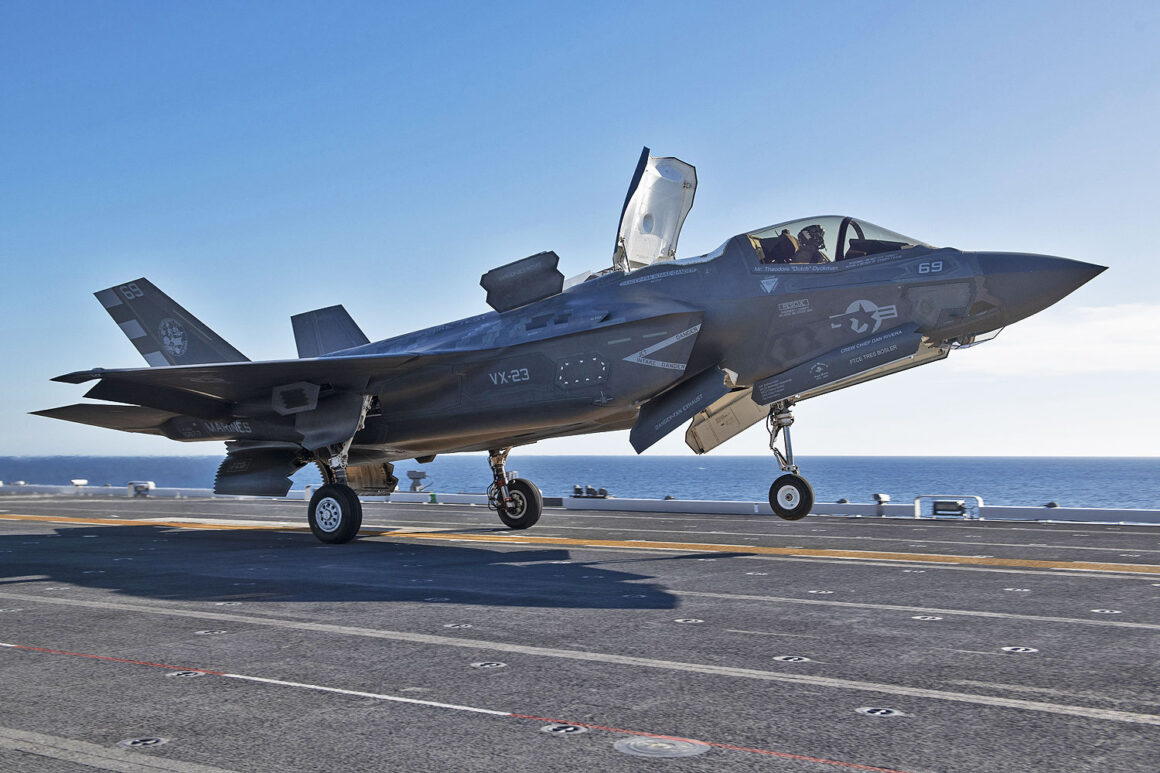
[766,404,814,520]
[769,473,813,520]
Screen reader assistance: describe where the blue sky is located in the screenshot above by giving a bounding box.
[2,1,1157,456]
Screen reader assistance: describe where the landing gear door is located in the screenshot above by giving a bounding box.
[614,148,697,272]
[685,388,768,454]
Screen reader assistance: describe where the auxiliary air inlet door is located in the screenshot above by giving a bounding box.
[614,148,697,271]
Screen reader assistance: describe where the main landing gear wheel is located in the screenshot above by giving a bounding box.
[769,473,813,521]
[498,478,542,529]
[308,484,363,544]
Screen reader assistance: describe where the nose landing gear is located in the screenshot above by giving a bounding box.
[487,448,543,529]
[766,404,814,521]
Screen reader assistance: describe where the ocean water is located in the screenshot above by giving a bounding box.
[1,455,1158,509]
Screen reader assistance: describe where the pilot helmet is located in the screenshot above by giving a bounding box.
[797,224,826,250]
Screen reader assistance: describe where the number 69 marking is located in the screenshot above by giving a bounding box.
[917,261,944,274]
[119,283,144,300]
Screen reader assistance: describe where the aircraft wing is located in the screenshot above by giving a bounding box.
[53,353,424,406]
[54,296,707,411]
[46,353,446,454]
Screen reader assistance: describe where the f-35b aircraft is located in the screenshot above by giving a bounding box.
[37,148,1104,543]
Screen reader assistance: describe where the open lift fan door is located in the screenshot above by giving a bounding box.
[616,151,697,271]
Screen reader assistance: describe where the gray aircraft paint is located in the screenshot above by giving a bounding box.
[35,164,1104,498]
[753,324,925,406]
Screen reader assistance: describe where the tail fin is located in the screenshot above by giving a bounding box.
[291,305,369,358]
[94,278,249,366]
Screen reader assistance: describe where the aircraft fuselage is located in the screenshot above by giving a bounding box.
[315,237,1098,460]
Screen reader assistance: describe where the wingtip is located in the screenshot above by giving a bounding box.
[52,369,103,384]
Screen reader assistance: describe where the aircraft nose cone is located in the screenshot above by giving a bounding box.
[975,252,1106,326]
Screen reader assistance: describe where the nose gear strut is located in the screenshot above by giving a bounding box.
[768,404,798,475]
[766,403,814,520]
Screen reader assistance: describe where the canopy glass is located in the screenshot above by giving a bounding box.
[745,216,931,264]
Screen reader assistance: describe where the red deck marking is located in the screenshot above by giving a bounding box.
[1,641,912,772]
[1,643,225,675]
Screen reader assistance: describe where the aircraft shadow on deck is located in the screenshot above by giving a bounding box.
[1,525,687,610]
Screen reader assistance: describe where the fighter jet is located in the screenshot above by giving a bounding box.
[35,148,1105,542]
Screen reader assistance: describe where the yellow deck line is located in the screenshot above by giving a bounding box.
[3,512,1159,575]
[0,513,302,533]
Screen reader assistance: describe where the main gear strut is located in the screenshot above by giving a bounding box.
[485,448,544,530]
[486,448,514,510]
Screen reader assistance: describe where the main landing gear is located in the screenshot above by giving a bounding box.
[308,426,366,544]
[308,482,363,543]
[766,403,814,521]
[486,448,543,529]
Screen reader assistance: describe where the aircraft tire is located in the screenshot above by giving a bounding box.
[769,474,813,521]
[308,484,363,543]
[498,478,542,529]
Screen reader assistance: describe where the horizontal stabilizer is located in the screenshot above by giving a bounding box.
[30,404,178,435]
[94,278,249,366]
[291,305,369,358]
[630,367,730,453]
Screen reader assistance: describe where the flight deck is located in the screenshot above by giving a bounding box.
[1,497,1158,772]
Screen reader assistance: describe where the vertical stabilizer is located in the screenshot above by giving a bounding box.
[291,305,370,358]
[94,278,249,366]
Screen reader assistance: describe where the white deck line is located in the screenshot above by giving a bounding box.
[3,592,1159,727]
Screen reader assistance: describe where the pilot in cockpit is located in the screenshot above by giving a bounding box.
[790,224,829,263]
[756,224,831,264]
[757,229,798,264]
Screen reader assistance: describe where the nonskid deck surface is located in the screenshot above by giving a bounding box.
[1,498,1158,772]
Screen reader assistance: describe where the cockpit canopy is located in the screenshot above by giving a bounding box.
[746,216,931,265]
